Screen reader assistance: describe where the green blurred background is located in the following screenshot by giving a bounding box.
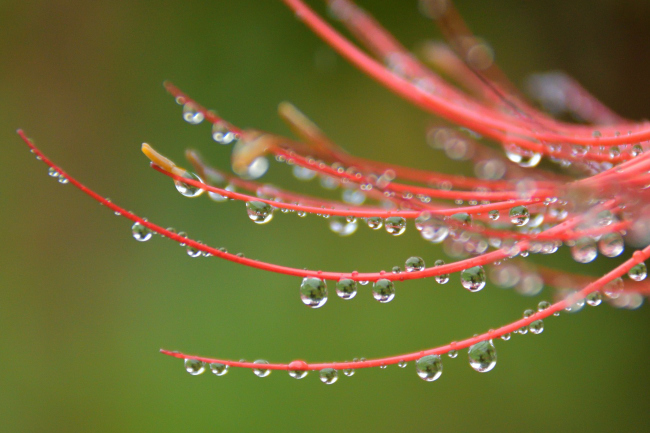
[2,0,650,432]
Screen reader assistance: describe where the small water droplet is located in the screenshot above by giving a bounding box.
[57,174,69,184]
[628,262,647,281]
[392,266,402,274]
[415,355,443,381]
[300,277,328,308]
[398,360,408,368]
[184,359,205,375]
[509,205,530,226]
[253,360,271,377]
[448,350,458,359]
[372,279,395,303]
[336,278,357,300]
[586,291,602,306]
[537,301,551,311]
[460,266,486,292]
[212,121,238,144]
[246,201,274,224]
[209,363,229,376]
[132,222,152,242]
[468,340,497,373]
[319,368,338,384]
[384,216,406,235]
[47,167,59,177]
[366,217,383,230]
[405,256,425,272]
[182,103,204,124]
[343,361,355,377]
[488,209,499,221]
[500,333,511,341]
[186,244,202,258]
[434,259,450,284]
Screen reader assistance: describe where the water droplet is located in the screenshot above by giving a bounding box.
[336,278,357,300]
[342,188,366,205]
[405,256,425,272]
[523,309,535,318]
[468,340,497,373]
[603,277,624,299]
[319,368,338,384]
[182,103,204,124]
[598,232,624,257]
[186,244,202,258]
[184,359,205,375]
[47,167,59,177]
[537,301,551,311]
[253,360,271,377]
[450,212,472,226]
[434,259,450,284]
[448,350,458,359]
[288,360,308,379]
[178,231,188,246]
[392,266,402,274]
[528,320,544,335]
[628,262,647,281]
[509,205,530,226]
[415,355,443,381]
[212,121,238,144]
[209,363,229,376]
[174,171,205,198]
[417,213,449,243]
[586,291,602,306]
[500,333,511,341]
[384,216,406,236]
[246,201,273,224]
[460,266,486,292]
[398,360,408,368]
[57,174,69,184]
[366,217,383,230]
[372,279,395,303]
[132,222,152,242]
[300,277,328,308]
[571,237,597,263]
[488,209,499,221]
[329,216,358,236]
[343,361,355,377]
[505,146,542,167]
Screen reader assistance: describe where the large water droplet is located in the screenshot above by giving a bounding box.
[460,266,486,292]
[405,256,425,272]
[300,277,328,308]
[372,279,395,303]
[319,368,338,384]
[468,340,497,373]
[288,360,308,379]
[329,216,358,236]
[385,216,406,236]
[174,171,205,198]
[184,359,205,375]
[598,232,624,257]
[132,222,152,242]
[336,278,357,300]
[246,201,273,224]
[628,262,647,281]
[571,237,597,263]
[416,213,449,243]
[528,320,544,335]
[209,363,229,376]
[415,355,443,381]
[509,205,530,226]
[253,360,271,377]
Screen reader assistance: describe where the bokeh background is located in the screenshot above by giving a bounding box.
[3,0,650,432]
